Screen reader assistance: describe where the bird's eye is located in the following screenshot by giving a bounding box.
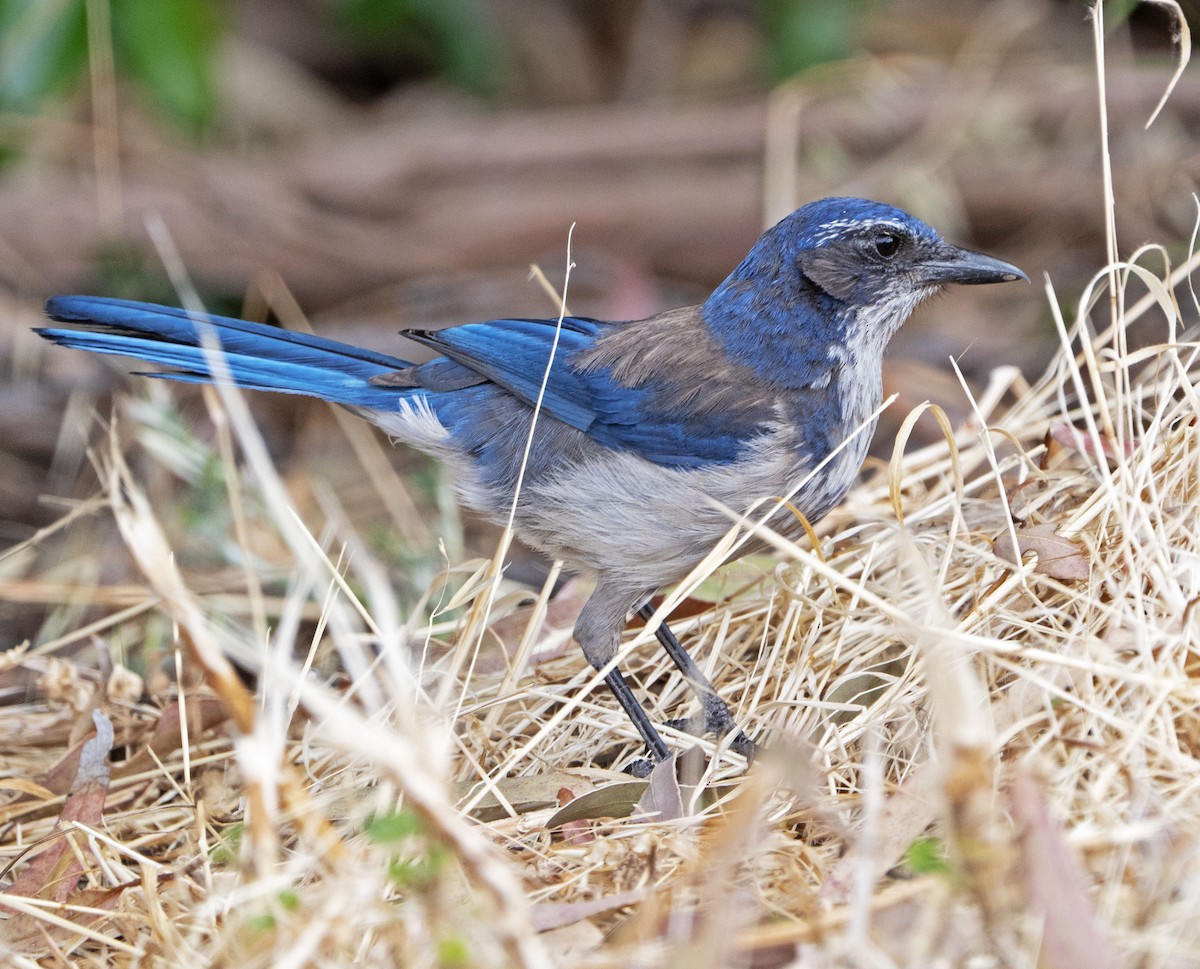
[874,233,901,258]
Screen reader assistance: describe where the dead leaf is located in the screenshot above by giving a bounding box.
[825,646,909,726]
[463,577,590,675]
[557,787,595,846]
[531,888,646,932]
[1010,766,1119,969]
[635,752,686,822]
[453,770,596,823]
[821,759,940,905]
[115,696,229,780]
[36,696,229,797]
[1048,422,1134,460]
[537,918,605,958]
[545,780,648,828]
[1,710,116,943]
[993,523,1090,580]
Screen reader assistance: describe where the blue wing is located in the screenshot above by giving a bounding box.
[409,315,777,468]
[406,317,606,431]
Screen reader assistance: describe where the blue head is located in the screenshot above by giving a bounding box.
[702,197,1025,388]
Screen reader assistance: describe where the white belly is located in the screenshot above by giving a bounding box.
[372,397,872,586]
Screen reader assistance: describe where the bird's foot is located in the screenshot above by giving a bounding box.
[665,703,757,761]
[622,757,656,778]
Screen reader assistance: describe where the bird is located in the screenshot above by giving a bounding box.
[37,197,1025,765]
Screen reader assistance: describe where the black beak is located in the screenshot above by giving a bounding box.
[919,244,1028,286]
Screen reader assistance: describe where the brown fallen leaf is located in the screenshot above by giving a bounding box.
[37,696,229,797]
[993,522,1091,581]
[557,787,595,846]
[1048,422,1135,460]
[115,696,230,780]
[1,711,120,946]
[471,576,590,675]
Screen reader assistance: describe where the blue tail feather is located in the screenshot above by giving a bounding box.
[39,296,415,410]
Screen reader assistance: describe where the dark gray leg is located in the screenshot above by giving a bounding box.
[576,581,671,762]
[575,581,754,762]
[603,668,669,762]
[638,603,756,759]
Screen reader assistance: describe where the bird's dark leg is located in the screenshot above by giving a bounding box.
[603,668,670,762]
[576,583,671,765]
[638,603,756,759]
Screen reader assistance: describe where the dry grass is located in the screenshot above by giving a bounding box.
[4,10,1200,969]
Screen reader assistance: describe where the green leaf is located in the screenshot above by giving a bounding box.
[759,0,867,80]
[904,835,952,876]
[111,0,223,131]
[386,844,447,887]
[241,912,277,934]
[437,935,471,968]
[208,820,244,864]
[364,808,423,844]
[0,0,89,111]
[0,0,225,133]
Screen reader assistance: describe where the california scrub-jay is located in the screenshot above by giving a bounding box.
[37,197,1025,763]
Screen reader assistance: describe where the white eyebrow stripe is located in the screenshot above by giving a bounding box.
[812,218,908,247]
